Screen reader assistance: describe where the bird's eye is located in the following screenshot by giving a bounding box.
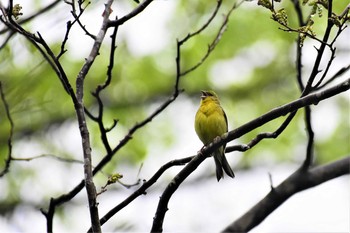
[206,91,214,97]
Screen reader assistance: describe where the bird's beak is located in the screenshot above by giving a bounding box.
[200,90,206,99]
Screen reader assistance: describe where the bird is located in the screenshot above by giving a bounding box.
[194,90,235,181]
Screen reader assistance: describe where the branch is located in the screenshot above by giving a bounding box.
[36,32,76,103]
[227,0,348,163]
[57,2,94,59]
[179,0,222,45]
[150,78,350,232]
[11,154,84,165]
[225,78,349,144]
[91,0,233,182]
[87,156,194,232]
[93,88,184,174]
[0,10,76,96]
[299,0,334,169]
[315,65,350,90]
[74,1,114,232]
[69,0,96,40]
[0,0,61,35]
[313,21,349,89]
[225,111,297,153]
[301,0,334,95]
[0,82,14,177]
[0,30,15,50]
[41,77,184,233]
[180,1,241,76]
[108,0,154,27]
[291,0,305,90]
[85,17,120,155]
[42,29,185,233]
[222,156,350,232]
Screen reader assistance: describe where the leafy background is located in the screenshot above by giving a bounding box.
[0,0,349,232]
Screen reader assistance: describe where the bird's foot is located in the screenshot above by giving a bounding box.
[198,145,207,153]
[213,136,221,143]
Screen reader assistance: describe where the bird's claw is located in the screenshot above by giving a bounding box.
[213,136,221,143]
[198,145,207,153]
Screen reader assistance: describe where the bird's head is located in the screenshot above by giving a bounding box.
[200,90,219,100]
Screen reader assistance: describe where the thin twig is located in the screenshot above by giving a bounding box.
[57,21,72,59]
[94,89,184,174]
[0,31,15,50]
[58,1,95,59]
[70,1,96,39]
[300,0,335,169]
[180,1,241,76]
[0,0,61,34]
[291,0,305,89]
[225,111,298,153]
[84,17,120,155]
[96,16,119,93]
[315,65,350,90]
[0,11,75,96]
[301,0,335,95]
[313,19,349,89]
[12,154,84,164]
[108,0,154,27]
[312,46,337,89]
[180,0,223,45]
[37,32,75,95]
[0,82,14,177]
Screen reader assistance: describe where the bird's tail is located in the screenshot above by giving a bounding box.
[213,148,235,182]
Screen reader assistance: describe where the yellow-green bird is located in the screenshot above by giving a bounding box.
[195,90,235,181]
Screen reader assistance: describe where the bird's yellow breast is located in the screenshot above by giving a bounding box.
[195,99,227,145]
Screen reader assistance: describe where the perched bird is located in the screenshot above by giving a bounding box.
[195,90,235,181]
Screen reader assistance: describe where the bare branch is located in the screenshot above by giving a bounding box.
[84,18,119,155]
[70,1,96,40]
[108,0,154,27]
[11,154,84,165]
[301,0,335,95]
[96,17,119,93]
[279,26,327,45]
[291,0,306,90]
[0,31,15,50]
[36,32,75,96]
[226,78,349,144]
[225,111,297,153]
[57,1,95,59]
[180,1,240,76]
[0,0,61,35]
[94,88,184,173]
[57,20,73,59]
[301,105,314,169]
[315,65,350,90]
[0,10,75,96]
[74,0,114,231]
[299,0,335,169]
[150,78,350,232]
[222,156,350,232]
[180,0,223,45]
[0,82,14,177]
[313,20,349,89]
[312,46,337,89]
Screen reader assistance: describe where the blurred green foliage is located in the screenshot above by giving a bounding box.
[0,0,349,221]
